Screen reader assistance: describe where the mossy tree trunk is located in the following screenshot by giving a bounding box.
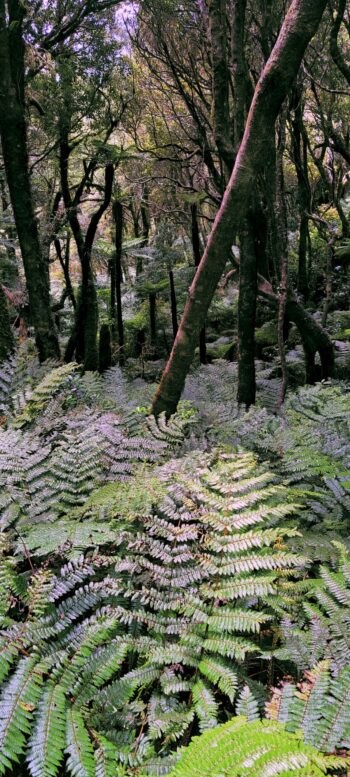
[152,0,328,416]
[0,0,59,362]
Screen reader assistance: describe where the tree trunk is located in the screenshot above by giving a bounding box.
[169,269,178,340]
[149,292,157,350]
[191,203,207,364]
[152,0,328,416]
[0,285,14,362]
[232,0,250,148]
[208,0,234,171]
[237,218,257,407]
[291,88,310,299]
[0,0,59,361]
[287,297,334,381]
[112,200,125,365]
[99,323,112,373]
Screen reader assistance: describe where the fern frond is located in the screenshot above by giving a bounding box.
[27,683,66,777]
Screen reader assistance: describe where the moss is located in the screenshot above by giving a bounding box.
[255,320,278,347]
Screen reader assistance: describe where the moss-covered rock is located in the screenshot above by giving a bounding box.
[255,320,278,349]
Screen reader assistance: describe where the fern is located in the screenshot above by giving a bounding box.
[277,542,350,672]
[267,660,350,752]
[0,449,306,773]
[164,717,345,777]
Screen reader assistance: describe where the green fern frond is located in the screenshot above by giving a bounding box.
[65,706,95,777]
[13,363,79,428]
[27,683,66,777]
[165,717,341,777]
[235,685,260,721]
[0,657,44,775]
[191,680,218,732]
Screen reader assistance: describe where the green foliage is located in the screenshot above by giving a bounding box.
[164,717,344,777]
[277,542,350,672]
[0,449,305,774]
[267,661,350,752]
[12,363,80,428]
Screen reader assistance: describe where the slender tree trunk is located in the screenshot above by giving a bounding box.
[191,203,207,364]
[152,0,328,416]
[149,292,157,350]
[291,89,310,299]
[232,0,250,148]
[99,323,112,373]
[275,113,289,405]
[169,269,178,340]
[237,217,257,407]
[208,0,234,171]
[54,235,76,310]
[330,0,350,86]
[112,200,125,365]
[0,0,59,361]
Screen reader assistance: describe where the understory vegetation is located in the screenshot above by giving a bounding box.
[1,0,350,774]
[0,352,350,775]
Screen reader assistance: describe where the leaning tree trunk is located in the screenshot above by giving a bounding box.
[287,296,334,381]
[0,0,59,362]
[152,0,328,416]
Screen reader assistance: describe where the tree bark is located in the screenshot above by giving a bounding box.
[208,0,234,170]
[169,269,178,340]
[290,88,310,299]
[191,203,207,364]
[0,0,60,361]
[237,217,257,407]
[232,0,250,148]
[112,200,125,365]
[149,292,157,350]
[152,0,328,417]
[0,284,14,362]
[330,0,350,86]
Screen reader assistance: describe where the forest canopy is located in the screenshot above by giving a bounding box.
[0,0,350,775]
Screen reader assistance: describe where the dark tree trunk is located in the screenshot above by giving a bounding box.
[0,0,59,361]
[99,323,112,373]
[112,200,125,365]
[330,0,350,86]
[237,218,257,407]
[149,292,157,350]
[169,269,178,340]
[208,0,234,170]
[232,0,250,148]
[0,285,14,362]
[287,296,334,381]
[60,118,114,370]
[291,88,310,299]
[54,235,76,310]
[152,0,328,417]
[191,203,207,364]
